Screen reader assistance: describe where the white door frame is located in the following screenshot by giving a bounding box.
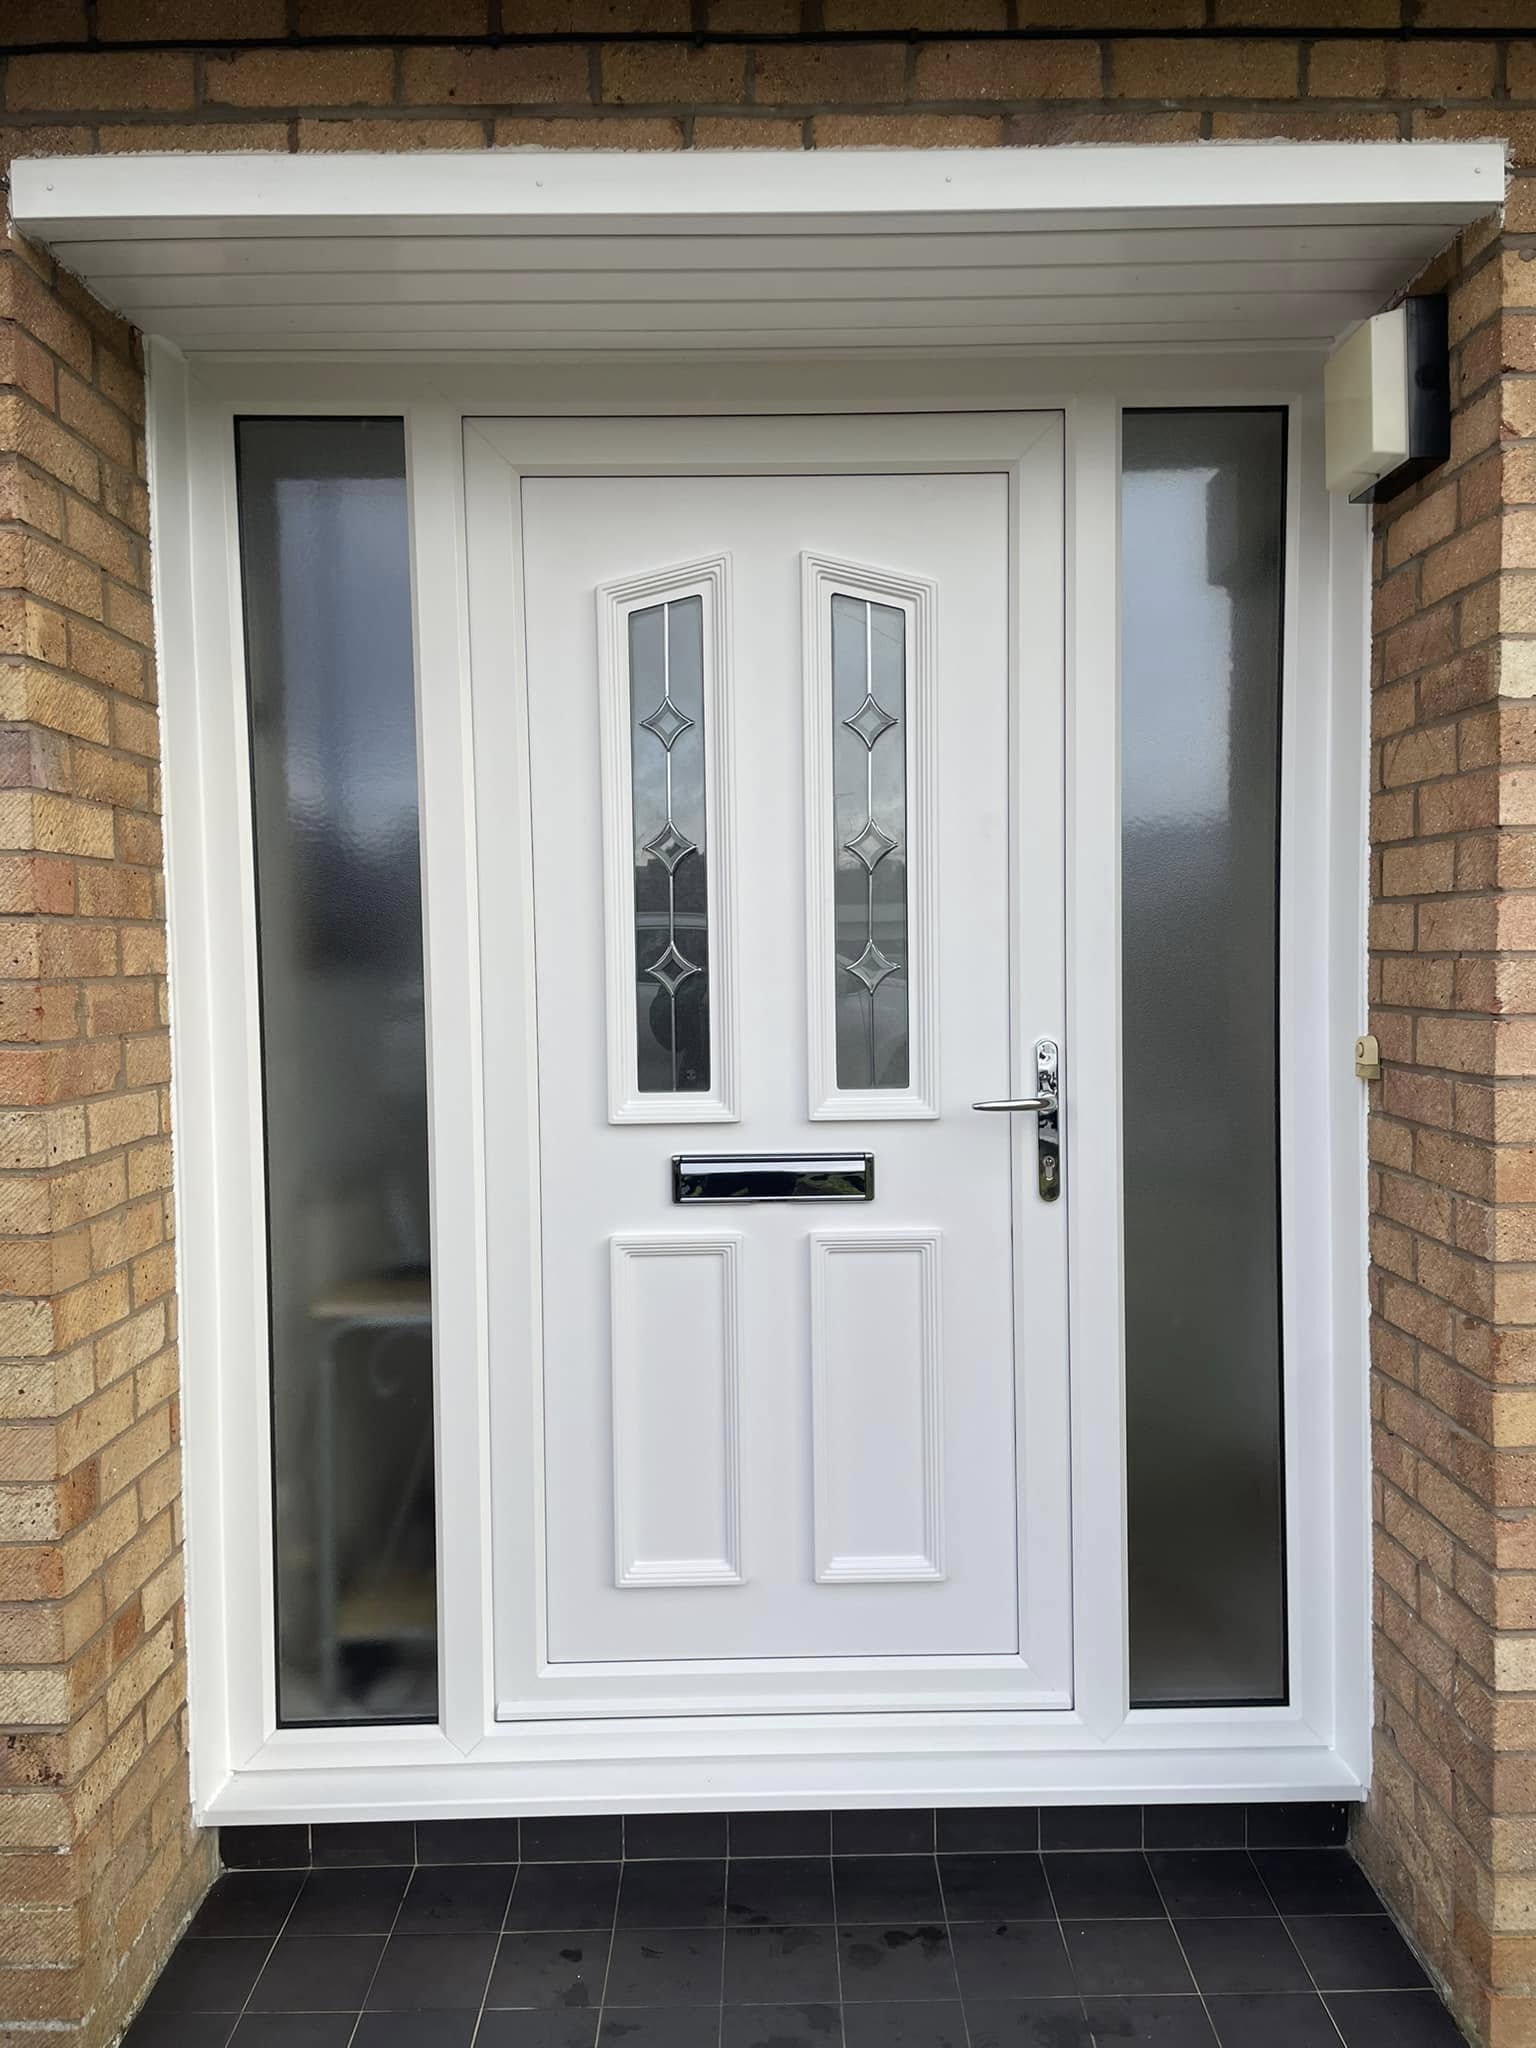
[151,348,1369,1822]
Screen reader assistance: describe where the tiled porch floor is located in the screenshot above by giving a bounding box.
[124,1807,1463,2048]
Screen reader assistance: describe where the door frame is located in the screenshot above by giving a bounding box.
[152,347,1369,1821]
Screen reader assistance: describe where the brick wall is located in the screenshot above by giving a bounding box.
[0,208,213,2046]
[1348,190,1536,2048]
[4,5,1536,158]
[3,1,1536,2043]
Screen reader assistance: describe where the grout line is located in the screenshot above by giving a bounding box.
[1251,1857,1352,2048]
[1044,1835,1089,2045]
[219,1862,307,2044]
[829,1849,847,2043]
[466,1853,521,2048]
[932,1845,975,2048]
[589,1822,625,2046]
[344,1845,411,2044]
[1147,1857,1227,2048]
[716,1832,730,2048]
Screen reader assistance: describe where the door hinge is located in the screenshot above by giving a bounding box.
[1354,1033,1382,1083]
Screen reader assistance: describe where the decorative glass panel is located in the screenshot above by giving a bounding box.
[235,417,437,1728]
[1121,406,1287,1708]
[833,594,910,1091]
[631,595,710,1094]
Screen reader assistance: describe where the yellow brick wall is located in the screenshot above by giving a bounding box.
[0,215,214,2048]
[3,3,1536,2044]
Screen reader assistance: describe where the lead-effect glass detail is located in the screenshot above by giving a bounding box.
[833,594,910,1090]
[630,596,710,1093]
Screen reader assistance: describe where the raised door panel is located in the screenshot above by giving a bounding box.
[611,1234,742,1588]
[811,1231,945,1584]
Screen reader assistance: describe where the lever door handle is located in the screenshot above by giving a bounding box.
[973,1039,1061,1203]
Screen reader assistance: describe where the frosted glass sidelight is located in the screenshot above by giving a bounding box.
[235,418,437,1727]
[630,595,710,1093]
[1121,408,1287,1708]
[833,593,910,1089]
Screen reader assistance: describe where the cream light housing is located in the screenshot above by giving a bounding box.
[1324,299,1450,503]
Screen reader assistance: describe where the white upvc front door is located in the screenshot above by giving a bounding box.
[468,413,1070,1721]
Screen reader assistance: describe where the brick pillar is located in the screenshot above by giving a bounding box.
[0,211,210,2043]
[1353,182,1536,2048]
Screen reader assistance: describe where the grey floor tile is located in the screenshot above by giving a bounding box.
[505,1864,620,1933]
[1173,1917,1311,1996]
[833,1810,935,1856]
[394,1864,514,1934]
[598,2007,721,2047]
[286,1867,408,1937]
[603,1927,725,2006]
[1082,1994,1219,2045]
[626,1813,729,1860]
[474,2016,599,2048]
[142,1939,271,2014]
[939,1853,1053,1921]
[1324,1989,1467,2046]
[486,1929,609,2011]
[721,2006,843,2048]
[521,1816,622,1863]
[363,1930,496,2010]
[1149,1854,1274,1919]
[724,1925,840,2006]
[841,2003,967,2048]
[1042,1807,1142,1851]
[1285,1914,1428,1991]
[188,1873,303,1940]
[1205,1992,1343,2048]
[126,2018,238,2048]
[1061,1921,1194,1998]
[246,1934,386,2013]
[948,1919,1075,2000]
[227,2021,353,2048]
[833,1857,944,1924]
[1248,1853,1380,1917]
[936,1807,1039,1854]
[966,1999,1094,2047]
[728,1859,835,1928]
[417,1818,520,1865]
[352,2017,478,2048]
[729,1814,832,1859]
[838,1924,958,2002]
[1046,1854,1163,1921]
[615,1858,726,1930]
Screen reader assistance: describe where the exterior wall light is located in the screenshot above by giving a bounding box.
[1323,296,1450,504]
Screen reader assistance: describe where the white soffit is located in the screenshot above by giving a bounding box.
[9,142,1504,356]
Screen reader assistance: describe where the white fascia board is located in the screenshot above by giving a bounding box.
[10,141,1506,242]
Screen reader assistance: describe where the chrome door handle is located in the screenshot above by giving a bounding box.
[972,1038,1061,1203]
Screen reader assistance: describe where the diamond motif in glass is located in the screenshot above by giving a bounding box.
[645,941,701,998]
[639,696,694,751]
[842,940,900,996]
[843,692,898,752]
[846,818,896,875]
[644,820,697,875]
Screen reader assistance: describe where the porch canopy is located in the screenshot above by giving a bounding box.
[7,142,1504,357]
